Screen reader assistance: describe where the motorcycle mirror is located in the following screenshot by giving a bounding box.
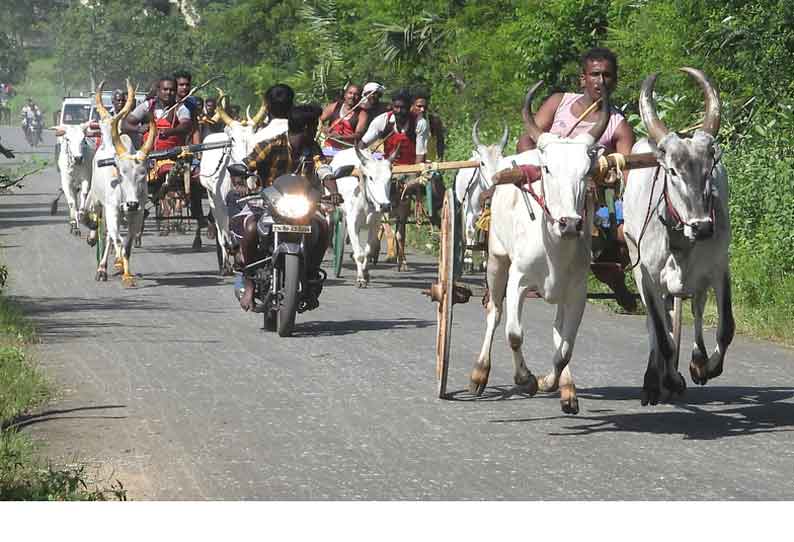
[333,164,355,179]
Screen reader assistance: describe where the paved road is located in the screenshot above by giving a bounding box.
[2,126,793,500]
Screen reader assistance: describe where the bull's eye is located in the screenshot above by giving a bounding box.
[668,167,678,177]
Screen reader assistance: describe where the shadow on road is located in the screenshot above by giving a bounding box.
[140,272,226,289]
[291,317,433,337]
[3,404,127,431]
[488,385,794,440]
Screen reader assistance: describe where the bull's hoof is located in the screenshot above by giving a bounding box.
[516,376,538,397]
[397,261,409,272]
[134,236,142,248]
[192,236,202,251]
[468,365,490,396]
[664,371,687,397]
[560,385,579,414]
[356,279,368,288]
[640,387,660,406]
[122,274,137,288]
[689,350,709,385]
[95,270,107,282]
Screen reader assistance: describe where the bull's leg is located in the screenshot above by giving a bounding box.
[347,208,368,287]
[470,252,509,395]
[690,271,735,385]
[363,212,382,285]
[76,179,90,235]
[538,283,586,414]
[639,275,676,406]
[502,268,538,395]
[121,211,143,287]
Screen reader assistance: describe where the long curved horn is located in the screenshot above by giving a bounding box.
[245,105,252,125]
[522,81,545,144]
[639,73,670,143]
[680,67,721,137]
[250,94,268,127]
[110,79,136,157]
[499,122,509,151]
[214,88,235,126]
[586,94,610,143]
[138,113,157,159]
[472,119,482,147]
[95,80,110,120]
[355,143,368,165]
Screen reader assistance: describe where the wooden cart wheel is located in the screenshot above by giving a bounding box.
[332,208,345,278]
[672,295,683,374]
[435,188,456,399]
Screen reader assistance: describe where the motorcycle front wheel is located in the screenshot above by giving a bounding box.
[277,253,300,337]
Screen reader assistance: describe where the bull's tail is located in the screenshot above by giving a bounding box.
[49,189,64,216]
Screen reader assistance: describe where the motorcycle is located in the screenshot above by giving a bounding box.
[234,166,352,337]
[22,116,42,147]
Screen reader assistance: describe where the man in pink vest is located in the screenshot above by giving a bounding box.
[516,47,637,311]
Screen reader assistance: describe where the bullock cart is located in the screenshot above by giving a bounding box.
[426,151,663,399]
[328,159,479,278]
[96,139,230,257]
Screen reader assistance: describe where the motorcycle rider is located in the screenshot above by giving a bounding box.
[227,86,341,311]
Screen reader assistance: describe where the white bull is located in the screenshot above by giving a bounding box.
[471,82,609,414]
[624,68,734,406]
[453,120,508,270]
[199,91,268,274]
[87,81,155,286]
[330,146,396,287]
[55,122,94,234]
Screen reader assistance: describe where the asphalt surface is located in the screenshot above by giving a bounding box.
[2,126,794,500]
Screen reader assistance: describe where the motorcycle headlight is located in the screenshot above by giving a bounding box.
[274,194,311,219]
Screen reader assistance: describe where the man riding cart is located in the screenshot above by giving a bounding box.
[123,75,195,236]
[512,47,637,311]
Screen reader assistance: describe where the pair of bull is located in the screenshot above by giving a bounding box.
[462,68,732,413]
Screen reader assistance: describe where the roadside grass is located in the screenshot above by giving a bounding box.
[0,269,126,501]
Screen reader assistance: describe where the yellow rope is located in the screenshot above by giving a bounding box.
[475,208,491,232]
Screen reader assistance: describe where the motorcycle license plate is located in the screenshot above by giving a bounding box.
[272,224,311,233]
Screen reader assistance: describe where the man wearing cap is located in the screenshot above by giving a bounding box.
[360,82,389,132]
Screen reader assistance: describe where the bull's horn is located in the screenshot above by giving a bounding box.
[110,80,136,158]
[522,81,545,144]
[586,94,610,143]
[639,73,670,143]
[355,143,368,165]
[245,105,252,125]
[95,80,111,120]
[214,88,235,126]
[250,94,268,127]
[499,122,509,151]
[680,67,721,137]
[117,79,135,119]
[472,119,482,147]
[138,113,157,159]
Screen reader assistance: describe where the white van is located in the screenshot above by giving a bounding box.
[55,96,92,167]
